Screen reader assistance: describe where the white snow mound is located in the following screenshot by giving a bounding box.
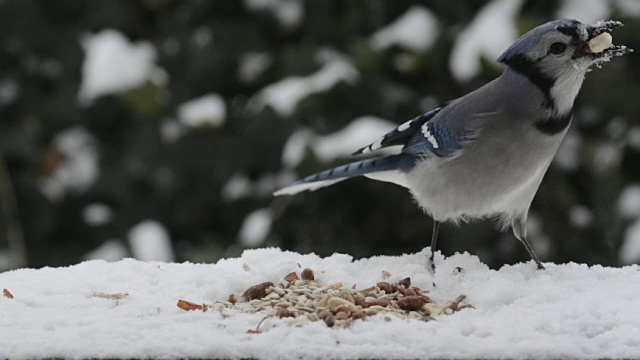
[177,93,227,128]
[78,30,159,104]
[251,59,359,117]
[1,248,640,359]
[449,0,524,82]
[369,5,439,53]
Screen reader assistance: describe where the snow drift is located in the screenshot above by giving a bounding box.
[2,248,640,359]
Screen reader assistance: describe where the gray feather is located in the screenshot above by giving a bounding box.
[274,154,415,196]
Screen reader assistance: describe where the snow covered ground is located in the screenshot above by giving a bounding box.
[2,248,640,359]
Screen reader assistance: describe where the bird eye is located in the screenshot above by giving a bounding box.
[549,42,567,55]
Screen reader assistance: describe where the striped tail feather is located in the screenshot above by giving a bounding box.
[274,154,415,196]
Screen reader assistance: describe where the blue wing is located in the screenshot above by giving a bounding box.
[354,106,467,158]
[402,120,465,157]
[274,106,471,196]
[353,108,442,155]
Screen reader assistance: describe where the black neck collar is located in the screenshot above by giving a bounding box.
[535,111,573,135]
[503,54,554,100]
[502,57,574,135]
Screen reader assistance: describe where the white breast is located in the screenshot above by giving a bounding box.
[489,161,549,214]
[550,64,588,116]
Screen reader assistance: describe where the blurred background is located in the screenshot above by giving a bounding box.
[0,0,639,271]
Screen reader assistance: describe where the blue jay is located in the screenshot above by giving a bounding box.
[274,19,632,270]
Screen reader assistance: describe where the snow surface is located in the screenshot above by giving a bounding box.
[191,26,213,49]
[311,117,399,162]
[615,0,640,16]
[621,220,640,264]
[83,203,114,226]
[369,5,439,53]
[557,0,611,24]
[238,208,273,247]
[568,205,593,228]
[628,126,640,151]
[618,184,640,218]
[555,0,640,23]
[281,116,398,168]
[554,130,582,171]
[0,253,12,273]
[84,239,129,262]
[593,142,623,173]
[221,171,296,201]
[3,248,640,359]
[238,52,273,83]
[177,93,227,128]
[449,0,524,82]
[0,79,18,105]
[78,30,160,105]
[128,220,175,262]
[243,0,303,29]
[40,127,99,200]
[251,57,359,117]
[160,118,186,143]
[281,129,315,168]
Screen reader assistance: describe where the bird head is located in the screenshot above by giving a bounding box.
[498,19,632,116]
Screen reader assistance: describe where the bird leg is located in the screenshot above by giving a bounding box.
[428,221,440,272]
[512,218,545,270]
[517,235,545,270]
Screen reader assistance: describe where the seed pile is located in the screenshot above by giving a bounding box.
[178,267,472,332]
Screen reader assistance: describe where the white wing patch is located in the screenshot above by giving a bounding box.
[360,119,413,154]
[353,107,442,155]
[397,120,412,132]
[421,123,439,149]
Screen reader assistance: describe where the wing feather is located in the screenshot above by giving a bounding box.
[353,108,442,155]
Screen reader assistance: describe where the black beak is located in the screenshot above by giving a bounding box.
[586,20,624,38]
[581,20,633,58]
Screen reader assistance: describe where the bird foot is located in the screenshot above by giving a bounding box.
[427,255,436,274]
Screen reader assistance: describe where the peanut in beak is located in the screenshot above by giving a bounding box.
[588,32,613,53]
